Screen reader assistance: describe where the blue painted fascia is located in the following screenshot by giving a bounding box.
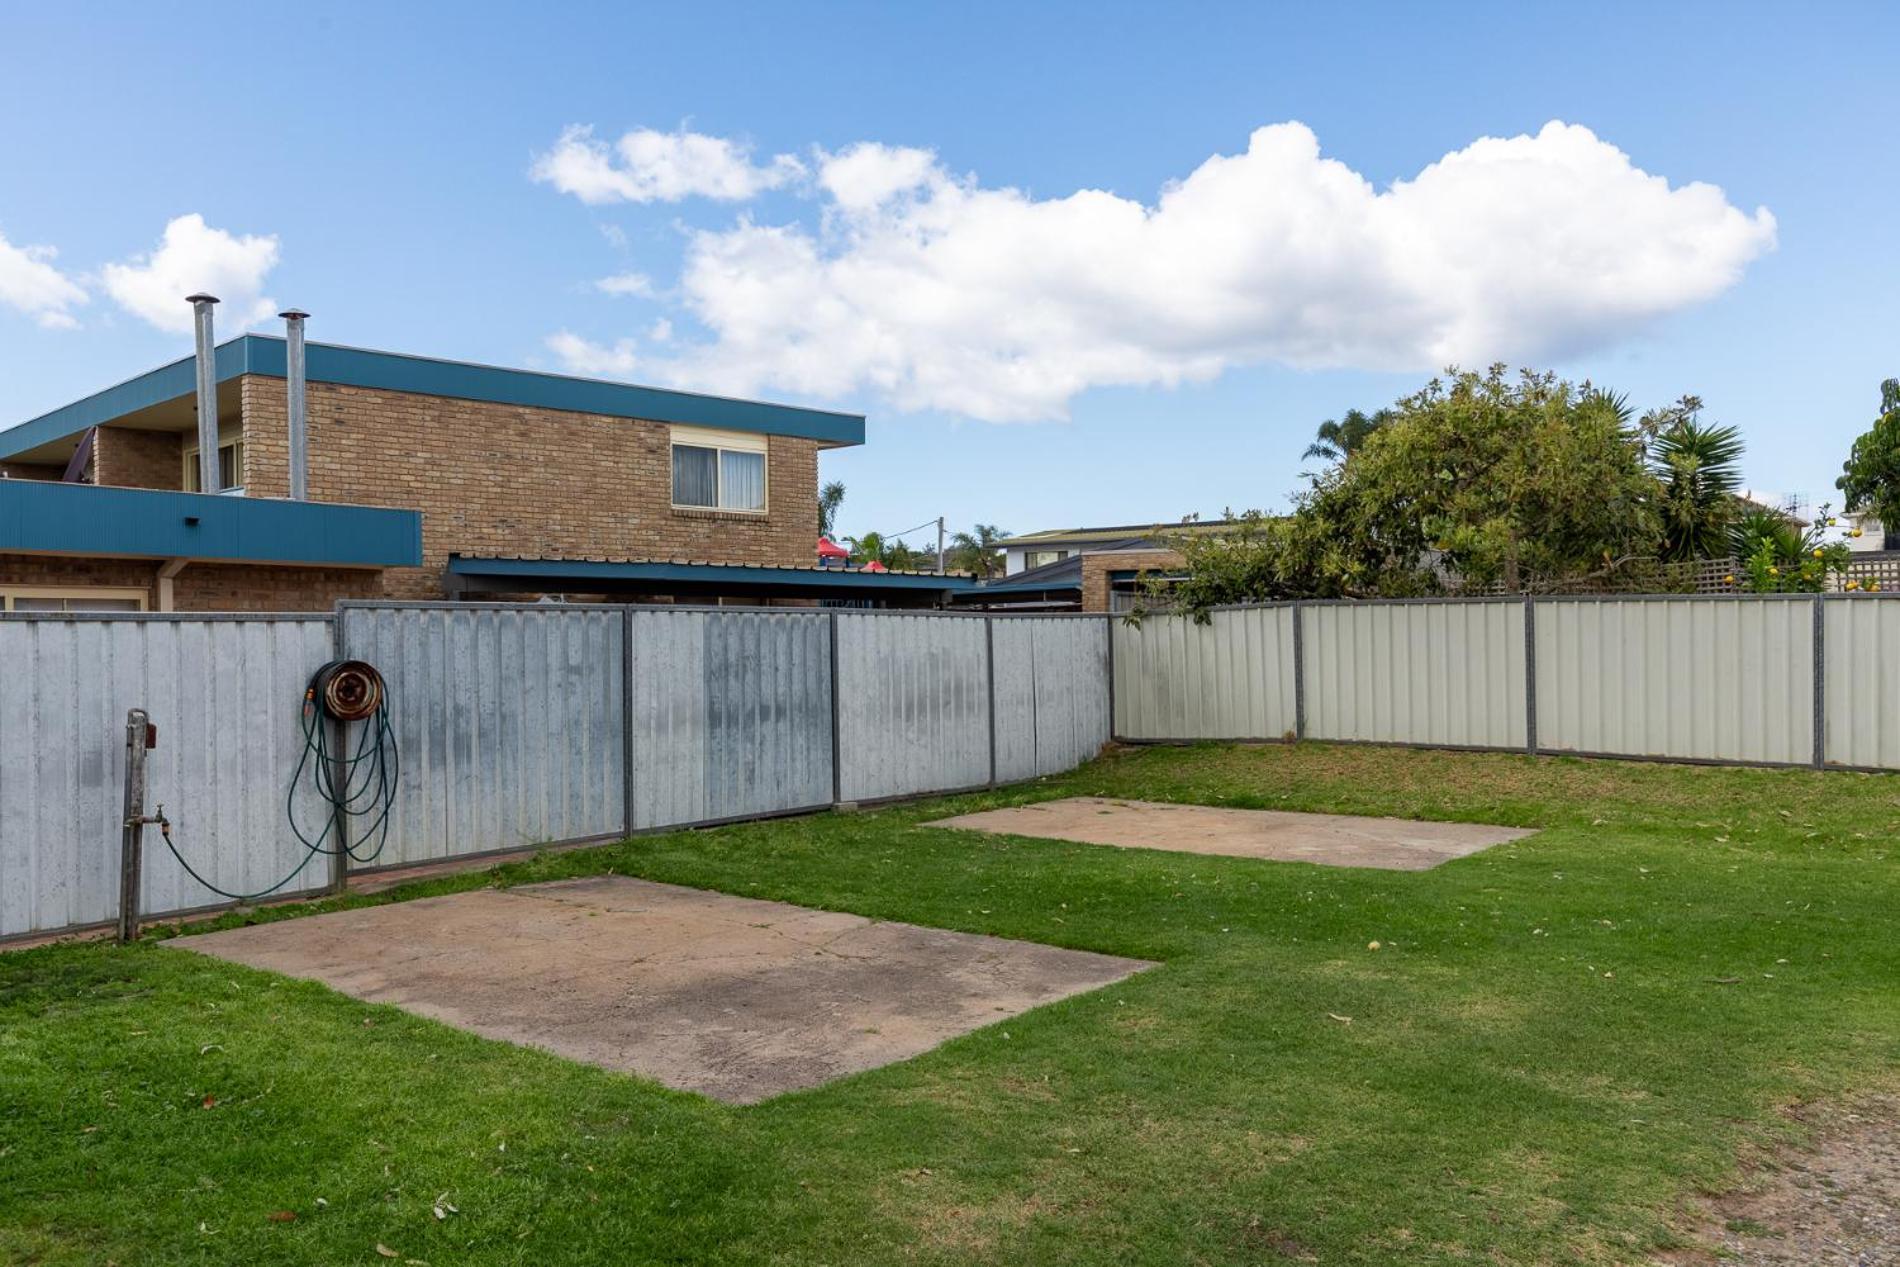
[450,555,977,592]
[0,335,865,460]
[0,481,423,568]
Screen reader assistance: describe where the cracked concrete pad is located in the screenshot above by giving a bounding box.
[171,876,1151,1103]
[930,796,1535,870]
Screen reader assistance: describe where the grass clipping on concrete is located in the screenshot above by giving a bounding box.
[3,742,1899,1265]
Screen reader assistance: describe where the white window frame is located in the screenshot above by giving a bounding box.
[1024,549,1071,569]
[669,425,768,514]
[182,428,246,495]
[1,585,149,612]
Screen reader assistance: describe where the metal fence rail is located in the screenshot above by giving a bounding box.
[1111,605,1297,741]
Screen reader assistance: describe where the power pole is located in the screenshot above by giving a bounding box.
[937,517,946,575]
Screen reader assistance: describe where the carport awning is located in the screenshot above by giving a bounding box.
[447,555,979,603]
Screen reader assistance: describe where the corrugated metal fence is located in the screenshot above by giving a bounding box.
[1,603,1111,942]
[1113,595,1900,772]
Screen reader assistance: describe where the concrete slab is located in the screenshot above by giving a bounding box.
[929,796,1535,871]
[171,876,1150,1103]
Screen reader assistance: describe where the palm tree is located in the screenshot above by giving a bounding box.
[1646,403,1745,561]
[1303,408,1394,464]
[818,481,846,537]
[948,524,1009,577]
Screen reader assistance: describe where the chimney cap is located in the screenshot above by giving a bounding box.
[279,308,310,320]
[184,292,220,305]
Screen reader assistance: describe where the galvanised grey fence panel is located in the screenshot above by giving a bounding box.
[339,605,625,868]
[627,609,833,828]
[0,616,335,938]
[992,617,1111,781]
[1535,597,1813,765]
[835,611,991,801]
[1111,606,1297,740]
[1824,596,1900,768]
[1303,600,1527,749]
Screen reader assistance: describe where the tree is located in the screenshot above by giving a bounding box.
[1643,397,1745,561]
[1302,407,1394,465]
[1155,367,1666,617]
[948,524,1009,576]
[844,531,923,571]
[818,480,846,537]
[1837,379,1900,543]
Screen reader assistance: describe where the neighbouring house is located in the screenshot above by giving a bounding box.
[0,310,974,612]
[962,520,1213,612]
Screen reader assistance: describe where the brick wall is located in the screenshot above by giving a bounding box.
[241,376,822,599]
[0,461,61,480]
[169,563,383,612]
[93,426,183,490]
[1080,548,1185,612]
[0,553,383,612]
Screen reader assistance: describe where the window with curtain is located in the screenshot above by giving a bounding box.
[670,427,768,511]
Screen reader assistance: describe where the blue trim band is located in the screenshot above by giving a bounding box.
[0,481,423,568]
[1,335,865,460]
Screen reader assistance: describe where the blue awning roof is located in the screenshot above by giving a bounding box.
[0,335,866,462]
[0,481,423,568]
[448,555,978,594]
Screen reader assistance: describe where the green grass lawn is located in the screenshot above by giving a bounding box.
[5,743,1900,1265]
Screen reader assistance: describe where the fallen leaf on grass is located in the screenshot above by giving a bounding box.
[200,1095,216,1110]
[266,1211,296,1223]
[1327,1013,1353,1025]
[375,1244,399,1259]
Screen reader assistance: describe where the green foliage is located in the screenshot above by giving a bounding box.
[818,480,846,537]
[1836,378,1900,537]
[844,530,924,571]
[1301,407,1395,465]
[1644,398,1745,561]
[947,524,1009,577]
[1735,503,1853,593]
[1160,367,1665,618]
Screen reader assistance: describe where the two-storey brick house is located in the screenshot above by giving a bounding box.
[0,315,968,612]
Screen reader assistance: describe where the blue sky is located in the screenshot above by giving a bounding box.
[2,1,1896,549]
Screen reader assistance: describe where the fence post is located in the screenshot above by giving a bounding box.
[623,605,637,836]
[1103,611,1117,742]
[1523,594,1538,757]
[1812,593,1826,770]
[828,611,844,805]
[984,616,998,787]
[1291,602,1306,742]
[117,708,151,944]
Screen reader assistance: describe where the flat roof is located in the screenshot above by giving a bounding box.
[1005,519,1228,547]
[0,335,865,462]
[449,555,978,593]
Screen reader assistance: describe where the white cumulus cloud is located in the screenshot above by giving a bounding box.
[545,121,1776,421]
[595,271,655,297]
[0,229,87,329]
[101,214,280,334]
[532,125,802,205]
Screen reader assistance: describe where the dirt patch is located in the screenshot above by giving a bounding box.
[1670,1097,1900,1265]
[929,797,1534,870]
[170,876,1151,1104]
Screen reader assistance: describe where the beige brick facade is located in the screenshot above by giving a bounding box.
[1080,548,1185,612]
[238,376,821,599]
[0,461,60,480]
[0,553,375,612]
[92,426,183,490]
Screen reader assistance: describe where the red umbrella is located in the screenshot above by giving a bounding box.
[816,536,850,559]
[862,559,888,572]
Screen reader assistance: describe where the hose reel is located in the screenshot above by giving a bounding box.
[139,659,400,910]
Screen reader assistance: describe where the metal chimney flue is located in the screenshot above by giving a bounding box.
[280,309,310,500]
[186,294,220,494]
